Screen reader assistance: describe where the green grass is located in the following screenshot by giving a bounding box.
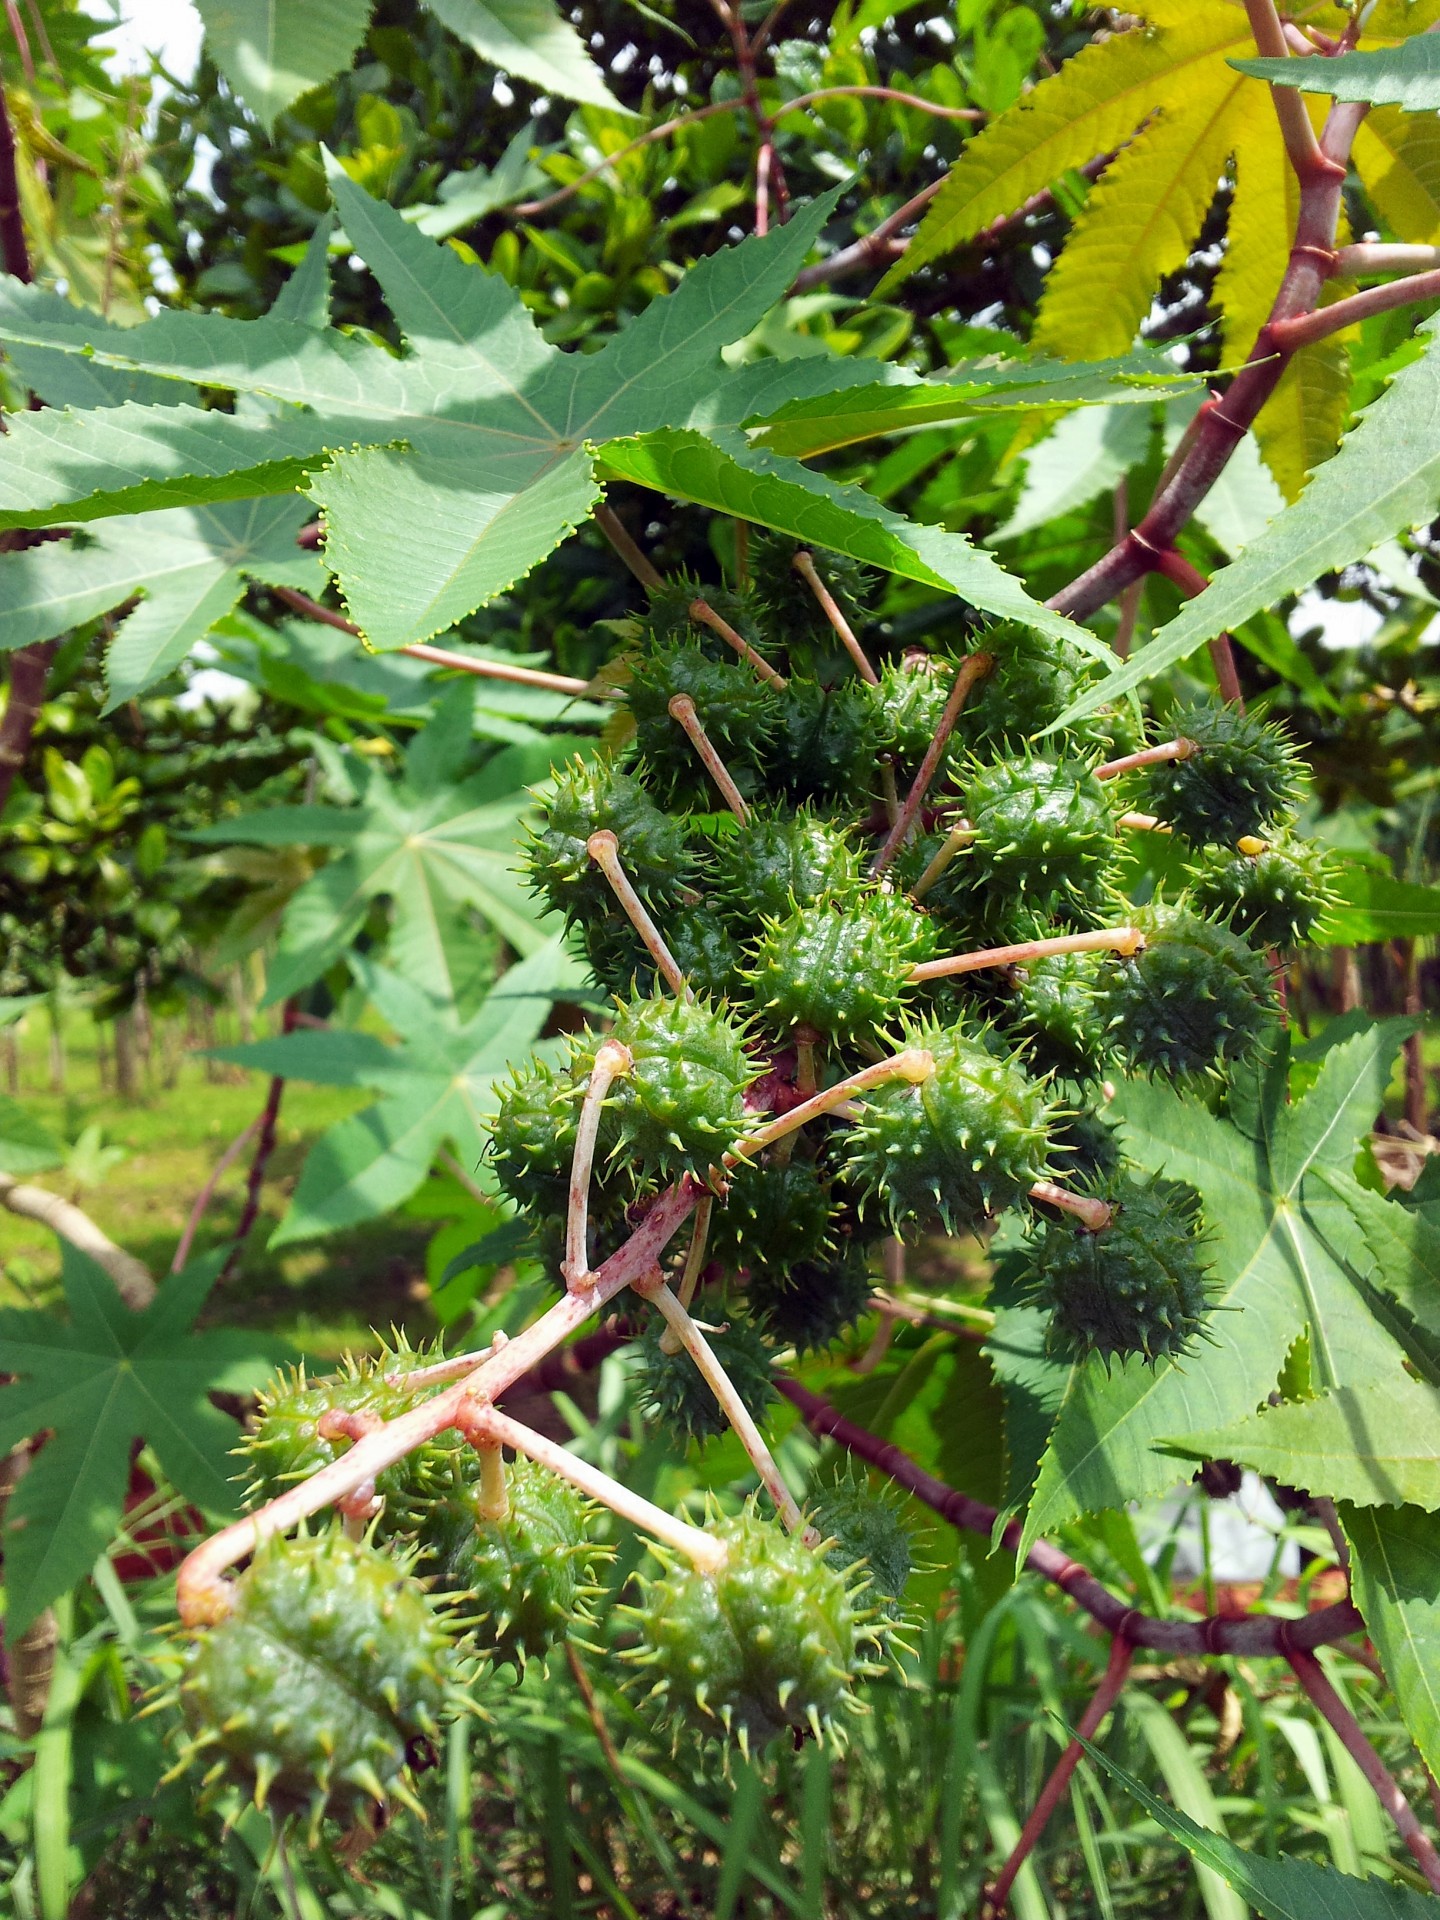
[0,1004,444,1361]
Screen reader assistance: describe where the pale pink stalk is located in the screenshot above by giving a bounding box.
[1029,1180,1113,1230]
[690,597,787,688]
[1094,738,1196,781]
[668,694,751,822]
[1118,811,1170,833]
[587,829,691,996]
[871,652,994,877]
[792,550,878,684]
[732,1048,936,1159]
[912,926,1142,983]
[909,819,975,901]
[564,1037,634,1291]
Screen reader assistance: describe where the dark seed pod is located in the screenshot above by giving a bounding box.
[963,755,1117,920]
[640,576,764,660]
[709,808,860,926]
[525,758,688,926]
[808,1464,914,1615]
[842,1021,1053,1233]
[428,1457,608,1670]
[746,892,936,1047]
[1008,952,1113,1082]
[629,1504,876,1748]
[585,906,743,1000]
[748,533,877,661]
[748,1244,873,1354]
[575,990,756,1180]
[1141,702,1302,846]
[707,1156,834,1278]
[770,678,875,804]
[639,1309,777,1442]
[177,1528,454,1832]
[1097,904,1275,1079]
[488,1058,579,1215]
[627,640,778,805]
[1025,1174,1215,1367]
[954,624,1104,751]
[1046,1108,1123,1184]
[1189,838,1334,950]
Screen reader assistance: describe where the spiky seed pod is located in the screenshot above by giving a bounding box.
[891,828,987,937]
[1009,952,1113,1082]
[747,533,877,661]
[770,678,876,804]
[746,893,936,1047]
[873,654,962,769]
[708,809,860,927]
[953,624,1104,751]
[1140,702,1302,846]
[639,1310,777,1442]
[963,755,1117,918]
[177,1527,453,1831]
[640,577,762,658]
[807,1465,914,1615]
[1097,903,1275,1079]
[525,758,689,926]
[427,1457,607,1670]
[488,1058,580,1215]
[627,641,778,804]
[707,1156,834,1278]
[1189,838,1335,950]
[842,1021,1053,1233]
[576,990,756,1180]
[629,1504,875,1748]
[748,1245,873,1355]
[1046,1108,1123,1184]
[584,907,743,1001]
[1026,1174,1215,1367]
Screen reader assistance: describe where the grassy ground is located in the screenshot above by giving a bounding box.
[0,1004,442,1360]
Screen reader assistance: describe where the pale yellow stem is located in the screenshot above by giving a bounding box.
[912,926,1143,983]
[564,1038,634,1291]
[668,693,751,823]
[587,829,691,996]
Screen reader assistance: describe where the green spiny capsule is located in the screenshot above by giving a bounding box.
[428,1457,608,1670]
[963,754,1117,920]
[707,1156,835,1278]
[808,1464,914,1616]
[1026,1174,1215,1367]
[488,1057,580,1215]
[1188,837,1335,950]
[873,654,964,770]
[1045,1108,1123,1184]
[585,905,743,1001]
[747,1245,874,1355]
[842,1020,1053,1233]
[177,1527,454,1831]
[639,1310,777,1442]
[769,678,876,804]
[1008,952,1113,1082]
[745,892,936,1047]
[640,576,763,658]
[1097,903,1275,1079]
[627,640,778,805]
[578,990,756,1180]
[708,808,860,927]
[1141,702,1302,846]
[747,534,877,663]
[953,624,1105,751]
[525,757,689,926]
[628,1504,876,1749]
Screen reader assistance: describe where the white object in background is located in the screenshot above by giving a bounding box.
[1134,1472,1301,1582]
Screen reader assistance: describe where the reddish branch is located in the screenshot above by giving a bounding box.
[217,1003,297,1286]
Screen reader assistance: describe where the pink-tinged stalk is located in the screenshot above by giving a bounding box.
[1029,1180,1113,1230]
[732,1048,936,1158]
[792,550,879,684]
[871,652,994,877]
[1094,739,1196,781]
[587,830,691,997]
[563,1038,634,1291]
[668,694,752,822]
[912,926,1142,982]
[690,597,787,688]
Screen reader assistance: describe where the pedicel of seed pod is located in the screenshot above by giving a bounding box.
[951,623,1109,753]
[748,533,878,663]
[626,640,778,805]
[1139,700,1302,847]
[841,1019,1053,1234]
[585,905,743,1001]
[1188,836,1335,951]
[640,575,764,658]
[745,891,937,1048]
[625,1502,884,1750]
[1095,901,1275,1080]
[523,757,689,927]
[173,1526,456,1836]
[639,1309,778,1442]
[873,653,966,771]
[573,989,756,1180]
[1024,1172,1216,1368]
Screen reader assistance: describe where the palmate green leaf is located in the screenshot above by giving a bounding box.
[1167,1377,1440,1509]
[213,937,582,1242]
[0,497,322,708]
[1021,1023,1418,1550]
[1079,1735,1440,1920]
[1310,1167,1440,1365]
[1234,38,1440,109]
[0,176,1084,652]
[0,1246,286,1635]
[192,696,554,1006]
[1344,1503,1440,1779]
[1048,310,1440,729]
[194,0,373,132]
[599,426,1091,649]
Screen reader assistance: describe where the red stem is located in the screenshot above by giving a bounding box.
[1154,550,1244,707]
[217,1004,297,1285]
[1270,265,1440,351]
[870,651,993,875]
[984,1635,1135,1918]
[1288,1648,1440,1895]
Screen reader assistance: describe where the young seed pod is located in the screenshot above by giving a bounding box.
[1097,903,1275,1079]
[709,808,861,927]
[525,757,689,927]
[488,1057,581,1215]
[707,1156,835,1278]
[1188,837,1335,951]
[873,654,963,770]
[963,754,1117,921]
[1007,951,1113,1082]
[769,678,876,804]
[748,533,877,661]
[585,906,743,1000]
[747,1245,874,1355]
[745,892,936,1047]
[952,624,1106,752]
[842,1021,1053,1233]
[808,1464,914,1616]
[1025,1174,1215,1367]
[639,1310,777,1442]
[627,640,778,804]
[1140,701,1302,846]
[629,1503,877,1749]
[177,1527,454,1833]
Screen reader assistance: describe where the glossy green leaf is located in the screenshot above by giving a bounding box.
[1344,1503,1440,1779]
[1319,866,1440,944]
[0,1095,64,1175]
